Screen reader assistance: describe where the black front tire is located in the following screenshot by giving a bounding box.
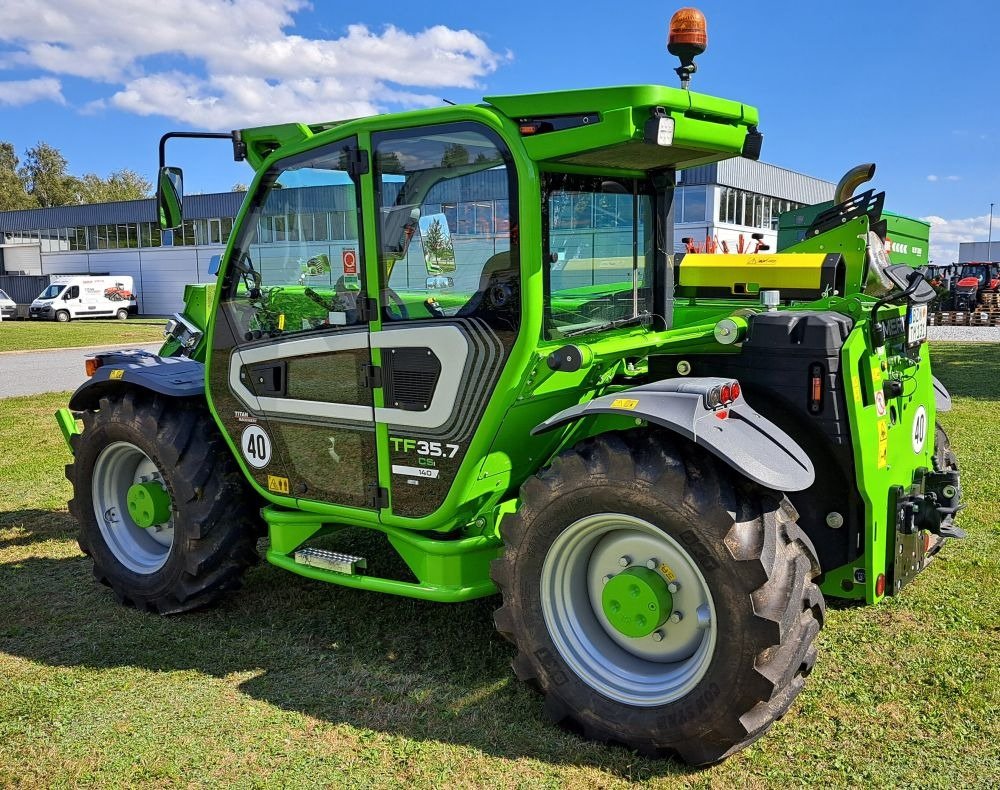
[116,308,129,320]
[491,431,825,765]
[55,310,70,322]
[67,390,260,614]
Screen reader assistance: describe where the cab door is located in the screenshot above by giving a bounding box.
[369,122,522,519]
[207,135,383,510]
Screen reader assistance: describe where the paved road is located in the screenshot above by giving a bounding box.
[0,343,162,398]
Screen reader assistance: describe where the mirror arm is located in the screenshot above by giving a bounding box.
[869,271,925,349]
[158,131,241,169]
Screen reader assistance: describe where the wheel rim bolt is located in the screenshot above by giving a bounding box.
[618,556,631,567]
[670,611,683,624]
[651,630,664,642]
[603,574,614,584]
[645,558,658,570]
[667,581,680,594]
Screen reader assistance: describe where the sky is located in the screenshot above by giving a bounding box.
[0,0,997,263]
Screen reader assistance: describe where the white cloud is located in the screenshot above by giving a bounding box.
[926,174,961,183]
[0,0,507,127]
[922,214,995,263]
[0,77,65,106]
[926,175,939,182]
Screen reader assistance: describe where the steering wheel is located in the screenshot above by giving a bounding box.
[381,286,409,321]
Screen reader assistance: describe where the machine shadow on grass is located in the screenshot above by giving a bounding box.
[0,521,692,779]
[928,342,1000,400]
[0,510,77,552]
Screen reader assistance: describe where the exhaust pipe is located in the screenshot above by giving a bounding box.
[834,163,876,205]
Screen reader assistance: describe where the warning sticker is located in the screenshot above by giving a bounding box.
[342,248,358,276]
[659,563,677,582]
[109,369,124,380]
[610,398,639,410]
[267,475,290,494]
[852,376,863,404]
[877,420,889,469]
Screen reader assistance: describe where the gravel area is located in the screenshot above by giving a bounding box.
[928,326,1000,342]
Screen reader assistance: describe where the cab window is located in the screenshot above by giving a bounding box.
[543,173,656,338]
[224,137,365,340]
[372,123,519,330]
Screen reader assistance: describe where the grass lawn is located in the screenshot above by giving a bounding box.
[0,318,166,353]
[0,342,997,786]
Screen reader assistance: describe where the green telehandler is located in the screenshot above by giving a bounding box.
[57,8,963,764]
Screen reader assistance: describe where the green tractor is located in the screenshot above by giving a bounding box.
[57,8,963,765]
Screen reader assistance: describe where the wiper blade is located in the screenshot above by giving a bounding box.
[562,311,652,338]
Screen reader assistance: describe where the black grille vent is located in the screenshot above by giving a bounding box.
[383,347,441,411]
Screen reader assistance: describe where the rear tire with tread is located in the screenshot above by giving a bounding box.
[491,431,825,765]
[67,390,260,614]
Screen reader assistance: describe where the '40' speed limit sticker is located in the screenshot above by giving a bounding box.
[241,425,272,468]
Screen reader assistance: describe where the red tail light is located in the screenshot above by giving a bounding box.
[720,384,732,403]
[875,573,886,597]
[730,381,741,400]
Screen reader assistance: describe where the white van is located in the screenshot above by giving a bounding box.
[29,276,138,322]
[0,288,15,321]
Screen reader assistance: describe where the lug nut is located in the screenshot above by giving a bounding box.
[603,574,613,584]
[651,630,664,642]
[670,611,683,624]
[667,581,680,594]
[646,558,658,570]
[618,556,630,567]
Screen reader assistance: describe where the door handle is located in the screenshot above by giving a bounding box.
[247,361,287,397]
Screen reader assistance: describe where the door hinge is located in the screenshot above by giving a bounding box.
[361,362,382,389]
[367,484,390,510]
[345,147,370,177]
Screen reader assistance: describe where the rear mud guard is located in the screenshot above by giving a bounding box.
[533,377,815,492]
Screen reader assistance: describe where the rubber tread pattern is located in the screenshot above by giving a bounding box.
[490,429,825,765]
[66,390,260,615]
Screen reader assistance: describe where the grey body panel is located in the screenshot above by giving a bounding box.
[931,375,952,413]
[68,350,204,410]
[533,377,815,492]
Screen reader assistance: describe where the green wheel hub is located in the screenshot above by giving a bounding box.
[126,481,172,529]
[601,567,673,638]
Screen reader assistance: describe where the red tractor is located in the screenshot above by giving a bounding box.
[952,262,999,310]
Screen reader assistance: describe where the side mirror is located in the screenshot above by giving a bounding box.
[417,212,456,274]
[884,264,937,304]
[208,254,222,277]
[425,275,454,290]
[157,166,184,230]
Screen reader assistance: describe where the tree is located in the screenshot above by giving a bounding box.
[0,141,37,211]
[423,217,446,264]
[19,142,78,207]
[75,169,152,204]
[440,144,469,168]
[231,182,248,192]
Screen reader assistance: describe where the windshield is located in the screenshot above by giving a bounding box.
[0,289,9,301]
[38,284,64,299]
[543,173,657,338]
[960,265,986,281]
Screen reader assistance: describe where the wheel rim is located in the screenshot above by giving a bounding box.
[91,441,174,574]
[540,513,717,707]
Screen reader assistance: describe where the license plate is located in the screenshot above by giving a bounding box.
[908,304,928,345]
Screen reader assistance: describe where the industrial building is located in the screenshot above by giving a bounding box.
[0,159,835,316]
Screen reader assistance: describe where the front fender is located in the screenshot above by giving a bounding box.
[931,375,952,413]
[532,377,815,492]
[68,349,204,411]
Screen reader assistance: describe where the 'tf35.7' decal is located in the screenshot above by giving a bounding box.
[390,437,460,458]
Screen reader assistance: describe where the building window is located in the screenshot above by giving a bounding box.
[680,186,707,223]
